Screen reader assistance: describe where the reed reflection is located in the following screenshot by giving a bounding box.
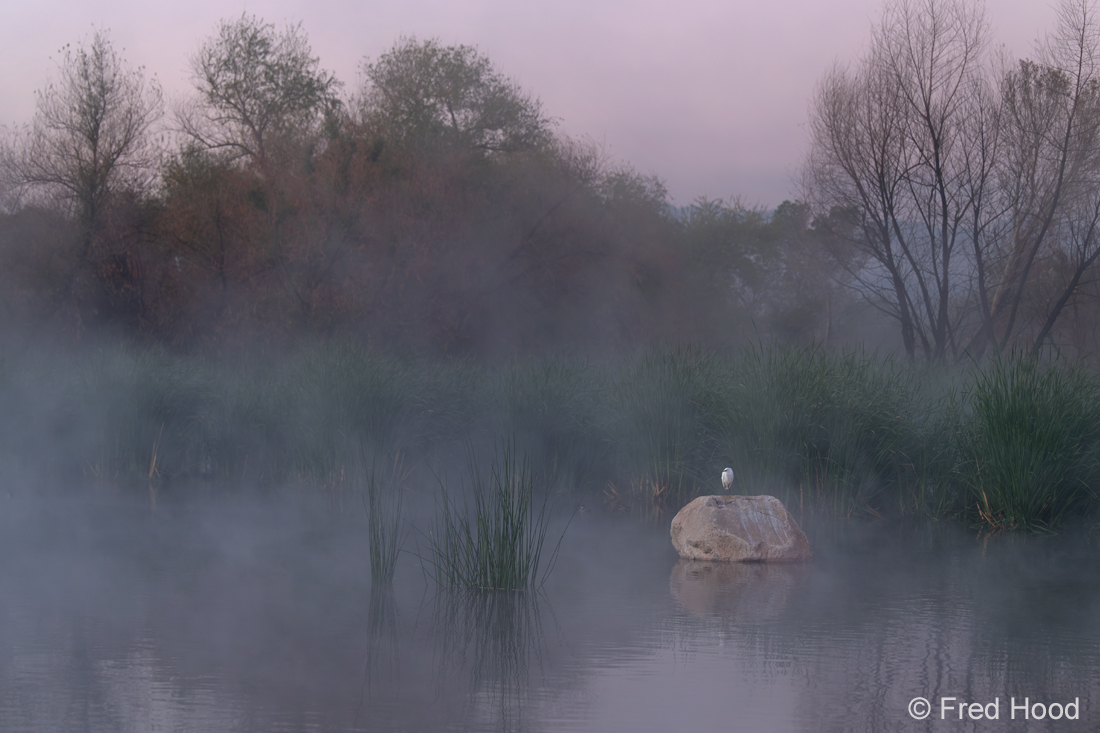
[361,584,400,679]
[430,588,553,730]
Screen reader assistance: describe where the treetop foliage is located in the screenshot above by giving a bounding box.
[179,14,341,165]
[357,37,555,155]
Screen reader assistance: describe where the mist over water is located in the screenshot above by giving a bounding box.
[5,3,1100,729]
[3,490,1098,732]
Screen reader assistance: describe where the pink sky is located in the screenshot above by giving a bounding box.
[1,0,1055,206]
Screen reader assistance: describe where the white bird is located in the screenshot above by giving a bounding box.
[721,467,734,493]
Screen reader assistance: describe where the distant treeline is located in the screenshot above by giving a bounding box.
[0,17,867,355]
[8,2,1100,360]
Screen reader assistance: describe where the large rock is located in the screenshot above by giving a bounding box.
[670,495,812,562]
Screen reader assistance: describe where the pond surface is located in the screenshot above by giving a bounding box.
[1,493,1099,732]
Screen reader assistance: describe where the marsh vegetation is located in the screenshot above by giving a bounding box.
[3,341,1099,536]
[3,2,1100,543]
[425,441,560,590]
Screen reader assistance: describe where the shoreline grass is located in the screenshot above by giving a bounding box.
[957,354,1100,532]
[3,340,1099,533]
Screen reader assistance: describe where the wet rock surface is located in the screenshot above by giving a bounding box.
[670,495,812,562]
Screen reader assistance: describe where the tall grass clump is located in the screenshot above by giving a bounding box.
[958,354,1100,532]
[427,441,561,591]
[611,347,726,510]
[67,346,218,484]
[702,343,930,516]
[362,460,406,584]
[418,357,492,443]
[281,344,424,486]
[498,358,611,490]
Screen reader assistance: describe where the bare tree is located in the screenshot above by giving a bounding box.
[806,0,1100,360]
[5,30,162,259]
[973,0,1100,355]
[805,0,992,360]
[805,56,919,355]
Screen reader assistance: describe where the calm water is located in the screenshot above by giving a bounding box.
[2,493,1098,732]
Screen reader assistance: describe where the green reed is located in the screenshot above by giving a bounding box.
[498,358,612,490]
[611,347,723,510]
[694,343,935,517]
[427,441,562,590]
[957,354,1100,532]
[362,461,406,584]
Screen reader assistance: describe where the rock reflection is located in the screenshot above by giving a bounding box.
[669,559,809,621]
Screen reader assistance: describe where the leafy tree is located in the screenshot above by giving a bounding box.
[0,206,78,325]
[358,37,554,154]
[678,198,856,344]
[179,14,340,166]
[158,146,264,330]
[598,166,669,216]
